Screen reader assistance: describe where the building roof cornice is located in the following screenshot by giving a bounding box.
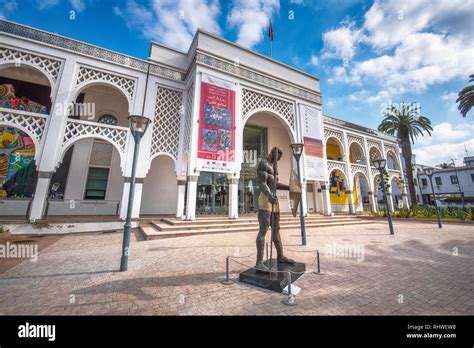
[0,19,185,82]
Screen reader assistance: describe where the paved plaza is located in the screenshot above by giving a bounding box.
[0,221,473,315]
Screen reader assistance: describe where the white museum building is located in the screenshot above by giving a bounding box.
[0,20,409,226]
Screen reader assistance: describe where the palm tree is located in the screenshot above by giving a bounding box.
[378,103,433,205]
[456,75,474,117]
[436,162,453,169]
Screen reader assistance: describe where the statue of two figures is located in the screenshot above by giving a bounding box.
[255,146,303,272]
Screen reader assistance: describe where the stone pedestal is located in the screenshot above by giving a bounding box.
[239,259,306,293]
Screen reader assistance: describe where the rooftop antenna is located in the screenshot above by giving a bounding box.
[465,143,469,157]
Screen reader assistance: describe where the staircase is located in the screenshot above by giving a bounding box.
[139,214,375,240]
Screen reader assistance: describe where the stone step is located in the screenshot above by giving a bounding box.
[161,215,358,227]
[152,217,361,232]
[139,219,375,240]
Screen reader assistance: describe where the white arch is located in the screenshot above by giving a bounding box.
[0,122,42,162]
[70,80,132,116]
[57,135,126,174]
[150,152,176,166]
[373,173,382,192]
[369,146,383,167]
[242,108,296,143]
[0,62,55,96]
[326,136,345,159]
[353,170,369,186]
[349,141,366,164]
[386,150,401,170]
[329,168,349,185]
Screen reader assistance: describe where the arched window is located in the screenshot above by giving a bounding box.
[98,114,118,125]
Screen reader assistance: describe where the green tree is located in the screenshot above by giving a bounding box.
[378,103,433,205]
[437,162,452,169]
[456,75,474,117]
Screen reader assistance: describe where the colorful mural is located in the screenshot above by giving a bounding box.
[326,142,362,205]
[0,127,35,198]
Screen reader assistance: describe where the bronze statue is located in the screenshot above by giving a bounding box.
[255,146,296,271]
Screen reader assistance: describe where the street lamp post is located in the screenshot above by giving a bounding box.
[423,167,442,229]
[289,143,306,245]
[373,158,394,235]
[120,115,151,272]
[451,159,465,210]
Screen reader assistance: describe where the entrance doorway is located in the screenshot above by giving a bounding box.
[196,172,228,214]
[239,125,267,214]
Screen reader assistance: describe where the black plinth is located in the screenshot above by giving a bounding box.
[239,259,306,293]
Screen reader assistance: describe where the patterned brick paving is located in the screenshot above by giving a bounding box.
[0,221,472,315]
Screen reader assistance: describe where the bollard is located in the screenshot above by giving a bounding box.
[313,250,324,275]
[282,271,298,306]
[221,256,233,285]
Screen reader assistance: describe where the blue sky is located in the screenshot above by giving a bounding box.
[1,0,473,165]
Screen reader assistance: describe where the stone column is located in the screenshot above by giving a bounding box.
[346,190,356,214]
[227,177,239,219]
[402,192,410,209]
[176,179,187,218]
[185,174,199,220]
[313,182,321,213]
[29,171,53,222]
[368,191,377,213]
[119,178,144,219]
[321,184,332,216]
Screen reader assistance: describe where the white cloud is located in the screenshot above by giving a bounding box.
[114,0,221,51]
[0,0,17,19]
[309,55,319,66]
[227,0,279,48]
[362,0,473,51]
[325,0,474,99]
[413,140,474,167]
[440,91,457,102]
[321,22,362,60]
[69,0,86,12]
[36,0,59,10]
[331,31,473,97]
[413,122,474,166]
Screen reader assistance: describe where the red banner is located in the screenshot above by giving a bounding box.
[197,80,235,168]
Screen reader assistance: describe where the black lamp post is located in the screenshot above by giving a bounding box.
[423,167,442,229]
[451,159,465,209]
[374,158,394,235]
[289,143,306,245]
[120,115,151,272]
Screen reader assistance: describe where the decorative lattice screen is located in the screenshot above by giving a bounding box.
[0,46,62,84]
[75,66,135,100]
[183,83,194,153]
[151,86,182,159]
[241,89,295,130]
[0,108,47,146]
[62,119,128,152]
[324,128,343,145]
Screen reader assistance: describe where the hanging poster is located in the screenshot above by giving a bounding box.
[197,74,236,173]
[299,104,325,181]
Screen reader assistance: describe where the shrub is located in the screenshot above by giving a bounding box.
[398,207,412,218]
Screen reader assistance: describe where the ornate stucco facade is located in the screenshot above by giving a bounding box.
[0,20,408,223]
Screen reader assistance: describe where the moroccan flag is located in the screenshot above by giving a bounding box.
[268,20,274,41]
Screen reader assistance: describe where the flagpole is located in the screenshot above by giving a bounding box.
[270,40,272,58]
